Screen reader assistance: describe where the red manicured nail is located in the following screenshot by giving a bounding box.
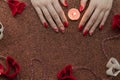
[61,30,65,33]
[60,29,65,33]
[79,5,84,12]
[63,22,68,28]
[89,32,93,36]
[54,28,59,32]
[64,0,68,7]
[83,30,88,36]
[79,25,83,31]
[99,25,103,31]
[43,22,48,28]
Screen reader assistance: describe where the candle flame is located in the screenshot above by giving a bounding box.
[72,12,76,16]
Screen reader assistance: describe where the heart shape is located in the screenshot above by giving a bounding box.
[0,56,20,79]
[0,64,4,75]
[57,65,76,80]
[106,57,120,76]
[112,14,120,29]
[7,0,26,16]
[0,22,4,40]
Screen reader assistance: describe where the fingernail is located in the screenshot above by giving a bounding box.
[89,32,93,36]
[43,22,48,28]
[99,25,103,31]
[60,28,65,33]
[79,25,83,31]
[79,5,84,12]
[61,30,65,33]
[64,0,68,7]
[54,27,59,32]
[63,22,68,28]
[83,30,88,36]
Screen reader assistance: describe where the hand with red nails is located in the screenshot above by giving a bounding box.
[31,0,68,33]
[79,0,113,36]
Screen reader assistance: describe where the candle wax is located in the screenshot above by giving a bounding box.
[68,8,80,20]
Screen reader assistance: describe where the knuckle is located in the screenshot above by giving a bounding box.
[43,3,48,6]
[38,12,42,16]
[31,0,39,6]
[53,14,59,19]
[90,2,95,7]
[58,23,63,27]
[31,0,34,3]
[81,20,86,25]
[91,18,96,23]
[98,6,103,10]
[58,10,63,15]
[48,18,53,22]
[97,17,101,21]
[85,14,90,19]
[46,14,51,19]
[105,7,111,11]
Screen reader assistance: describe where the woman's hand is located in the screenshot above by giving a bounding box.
[79,0,113,36]
[31,0,68,33]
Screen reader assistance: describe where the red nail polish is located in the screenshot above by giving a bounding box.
[63,22,68,28]
[79,25,83,31]
[89,32,93,36]
[54,28,59,32]
[79,5,84,12]
[43,22,48,28]
[99,25,103,31]
[83,30,88,36]
[64,1,68,7]
[60,29,65,33]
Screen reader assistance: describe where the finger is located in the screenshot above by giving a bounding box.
[53,0,68,27]
[99,10,110,30]
[80,0,88,12]
[47,4,65,33]
[33,6,48,28]
[83,8,101,36]
[60,0,68,7]
[89,12,105,36]
[79,3,95,31]
[41,7,59,32]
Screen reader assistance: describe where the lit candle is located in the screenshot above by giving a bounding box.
[68,8,80,20]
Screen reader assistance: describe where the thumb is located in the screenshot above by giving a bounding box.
[60,0,68,7]
[80,0,88,12]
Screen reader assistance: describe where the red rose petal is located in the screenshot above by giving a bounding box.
[57,65,76,80]
[0,64,4,75]
[17,3,26,13]
[112,14,120,29]
[7,0,26,16]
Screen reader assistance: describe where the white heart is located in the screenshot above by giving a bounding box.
[0,22,4,40]
[0,22,4,32]
[0,32,3,40]
[106,65,120,77]
[106,57,120,69]
[106,57,120,77]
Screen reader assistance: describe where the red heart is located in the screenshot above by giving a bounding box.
[0,64,4,75]
[57,65,76,80]
[0,56,20,79]
[112,14,120,29]
[7,0,26,16]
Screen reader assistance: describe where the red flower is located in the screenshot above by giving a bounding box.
[0,56,20,79]
[57,65,76,80]
[112,14,120,29]
[7,0,26,16]
[0,64,4,75]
